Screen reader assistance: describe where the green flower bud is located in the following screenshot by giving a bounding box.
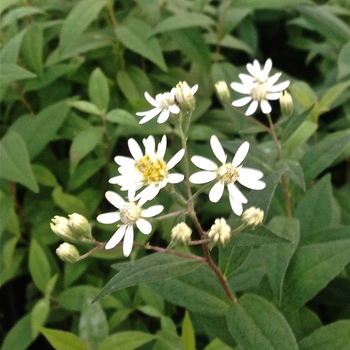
[208,218,231,247]
[279,90,293,117]
[215,81,230,104]
[242,207,264,229]
[50,216,82,243]
[175,81,196,113]
[56,243,80,263]
[171,222,192,245]
[68,213,93,242]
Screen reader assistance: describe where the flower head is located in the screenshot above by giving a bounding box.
[56,243,80,263]
[175,81,198,112]
[97,191,164,256]
[110,135,185,202]
[242,207,264,228]
[279,90,293,117]
[171,222,192,245]
[231,58,290,116]
[208,218,231,247]
[215,81,230,104]
[189,135,266,216]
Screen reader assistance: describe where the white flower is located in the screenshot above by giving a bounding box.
[110,135,185,202]
[189,135,266,216]
[96,191,164,256]
[231,58,290,116]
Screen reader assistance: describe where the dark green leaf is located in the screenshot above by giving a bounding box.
[41,328,87,350]
[319,81,350,113]
[232,0,312,8]
[0,30,25,64]
[278,159,305,191]
[106,109,139,126]
[220,245,252,278]
[68,100,102,115]
[88,68,109,111]
[31,298,50,335]
[1,6,44,29]
[0,63,36,85]
[99,331,158,350]
[337,41,350,80]
[227,294,298,350]
[32,164,58,187]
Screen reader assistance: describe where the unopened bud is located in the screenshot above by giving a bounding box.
[171,223,192,245]
[68,213,93,242]
[175,81,198,112]
[279,90,293,117]
[242,207,264,229]
[208,218,231,247]
[215,81,230,104]
[50,216,82,243]
[56,243,80,263]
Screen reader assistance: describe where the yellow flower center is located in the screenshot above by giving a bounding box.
[135,154,168,185]
[217,163,239,185]
[120,202,142,225]
[251,84,267,101]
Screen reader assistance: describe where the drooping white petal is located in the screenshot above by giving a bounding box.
[128,138,143,160]
[105,225,126,250]
[232,96,252,107]
[232,141,249,167]
[142,205,164,218]
[167,148,184,169]
[260,100,272,114]
[230,82,252,94]
[105,191,125,209]
[210,135,227,164]
[144,91,157,106]
[138,108,162,124]
[229,194,243,216]
[209,182,225,203]
[227,184,248,204]
[238,177,266,190]
[96,212,120,224]
[123,225,134,257]
[189,171,216,184]
[269,80,290,93]
[157,135,167,159]
[239,167,264,180]
[157,109,170,123]
[136,218,152,234]
[245,100,259,115]
[191,156,217,171]
[168,173,185,184]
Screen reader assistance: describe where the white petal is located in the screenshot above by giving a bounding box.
[260,100,272,114]
[269,80,290,93]
[168,173,185,184]
[232,96,253,107]
[189,171,216,184]
[167,148,184,169]
[239,74,255,85]
[169,104,180,114]
[128,138,143,160]
[210,135,227,164]
[109,175,123,184]
[144,91,157,106]
[157,109,170,123]
[232,141,249,167]
[246,62,256,76]
[143,135,155,154]
[245,100,259,115]
[262,58,272,76]
[138,108,162,124]
[229,195,243,216]
[266,92,281,100]
[114,156,135,167]
[105,225,126,250]
[266,72,281,87]
[227,184,247,204]
[239,177,266,190]
[191,84,199,94]
[140,183,160,201]
[136,218,152,234]
[105,191,125,209]
[157,135,167,159]
[142,205,164,218]
[191,155,217,171]
[96,212,120,224]
[239,167,264,180]
[209,182,225,203]
[253,59,261,73]
[123,225,134,257]
[230,82,251,94]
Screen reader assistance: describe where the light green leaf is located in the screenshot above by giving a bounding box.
[0,63,36,85]
[29,239,51,293]
[1,6,45,29]
[1,0,22,14]
[232,0,312,8]
[58,286,101,312]
[0,191,14,235]
[70,126,104,168]
[31,298,50,336]
[41,328,87,350]
[337,41,350,80]
[319,80,350,113]
[68,100,102,115]
[94,253,203,301]
[105,109,139,126]
[0,30,25,64]
[227,294,298,350]
[151,13,215,35]
[99,331,158,350]
[181,311,196,350]
[204,338,233,350]
[278,159,305,190]
[32,164,58,187]
[299,320,350,350]
[204,33,253,54]
[88,68,109,111]
[0,131,39,192]
[59,0,106,53]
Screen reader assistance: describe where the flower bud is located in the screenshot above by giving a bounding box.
[56,243,80,263]
[68,213,93,241]
[215,81,230,104]
[279,90,293,117]
[208,218,231,247]
[242,207,264,229]
[50,216,82,243]
[175,81,197,112]
[171,222,192,245]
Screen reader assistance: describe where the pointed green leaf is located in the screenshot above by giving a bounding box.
[232,0,311,8]
[181,311,196,350]
[105,109,139,126]
[0,131,39,192]
[337,41,350,80]
[319,81,350,113]
[94,253,203,301]
[0,30,25,64]
[68,100,102,115]
[88,68,109,111]
[0,63,36,85]
[41,328,87,350]
[31,298,50,336]
[278,159,305,190]
[32,164,58,187]
[227,294,298,350]
[1,6,44,29]
[99,331,158,350]
[220,244,252,278]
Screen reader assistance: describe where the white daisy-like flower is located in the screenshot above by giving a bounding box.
[189,135,266,216]
[110,135,185,202]
[96,191,164,256]
[231,58,290,116]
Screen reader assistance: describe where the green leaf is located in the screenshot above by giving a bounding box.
[32,164,58,187]
[0,30,25,64]
[278,159,305,191]
[261,217,300,303]
[94,253,203,301]
[1,6,45,29]
[181,311,196,350]
[70,126,104,168]
[300,134,350,184]
[1,0,22,14]
[227,294,298,350]
[99,331,158,350]
[232,0,312,8]
[0,191,14,235]
[295,175,332,242]
[105,109,139,126]
[10,99,70,159]
[31,298,50,336]
[151,13,215,35]
[88,68,109,111]
[282,226,350,312]
[58,286,101,311]
[0,63,36,85]
[116,19,167,71]
[41,328,88,350]
[148,265,231,316]
[319,80,350,113]
[68,100,102,115]
[0,131,39,192]
[299,320,350,350]
[337,41,350,80]
[59,0,106,53]
[220,245,252,278]
[29,239,51,293]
